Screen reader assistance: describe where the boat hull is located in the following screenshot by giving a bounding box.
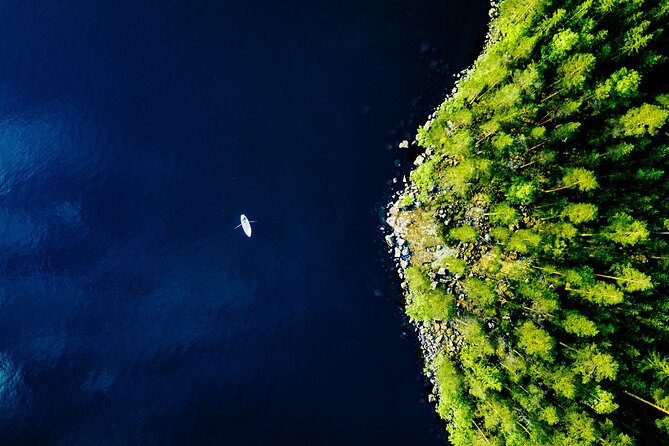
[240,214,252,237]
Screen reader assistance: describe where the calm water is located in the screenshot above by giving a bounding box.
[0,1,486,444]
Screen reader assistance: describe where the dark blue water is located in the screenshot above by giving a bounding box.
[0,1,487,444]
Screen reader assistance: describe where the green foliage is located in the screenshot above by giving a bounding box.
[656,416,669,436]
[602,212,649,246]
[396,0,669,443]
[405,292,453,321]
[553,411,598,445]
[563,311,599,337]
[459,318,494,355]
[405,267,454,321]
[450,225,478,243]
[491,132,514,153]
[586,386,619,414]
[573,344,618,383]
[561,203,598,224]
[433,353,474,446]
[490,226,511,243]
[539,8,566,35]
[438,256,467,276]
[569,281,624,306]
[410,159,436,201]
[399,193,414,207]
[636,167,664,181]
[544,221,578,240]
[415,124,430,147]
[552,122,581,142]
[530,125,546,139]
[619,103,669,137]
[505,229,542,253]
[464,277,496,308]
[506,180,537,204]
[499,259,531,281]
[488,203,519,226]
[606,142,635,160]
[564,267,595,288]
[559,167,598,192]
[442,159,492,197]
[446,130,475,158]
[611,69,641,97]
[546,365,578,399]
[514,64,542,94]
[486,84,523,111]
[558,53,596,91]
[545,28,580,62]
[516,320,554,360]
[657,93,669,109]
[540,405,559,425]
[612,264,653,292]
[405,266,430,291]
[518,281,559,315]
[642,351,669,384]
[594,67,641,108]
[622,20,654,55]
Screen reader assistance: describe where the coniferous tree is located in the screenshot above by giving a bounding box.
[395,0,669,443]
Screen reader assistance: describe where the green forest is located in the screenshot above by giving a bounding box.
[392,0,669,444]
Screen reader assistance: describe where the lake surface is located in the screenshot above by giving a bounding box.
[0,1,487,444]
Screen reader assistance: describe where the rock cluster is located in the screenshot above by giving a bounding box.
[385,198,466,395]
[384,223,412,275]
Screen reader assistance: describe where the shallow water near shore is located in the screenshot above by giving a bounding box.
[0,0,487,444]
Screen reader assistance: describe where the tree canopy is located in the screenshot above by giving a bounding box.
[393,0,669,443]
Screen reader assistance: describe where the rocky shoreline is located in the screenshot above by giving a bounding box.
[383,0,500,414]
[384,195,465,405]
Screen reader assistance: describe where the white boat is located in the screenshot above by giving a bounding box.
[239,214,252,237]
